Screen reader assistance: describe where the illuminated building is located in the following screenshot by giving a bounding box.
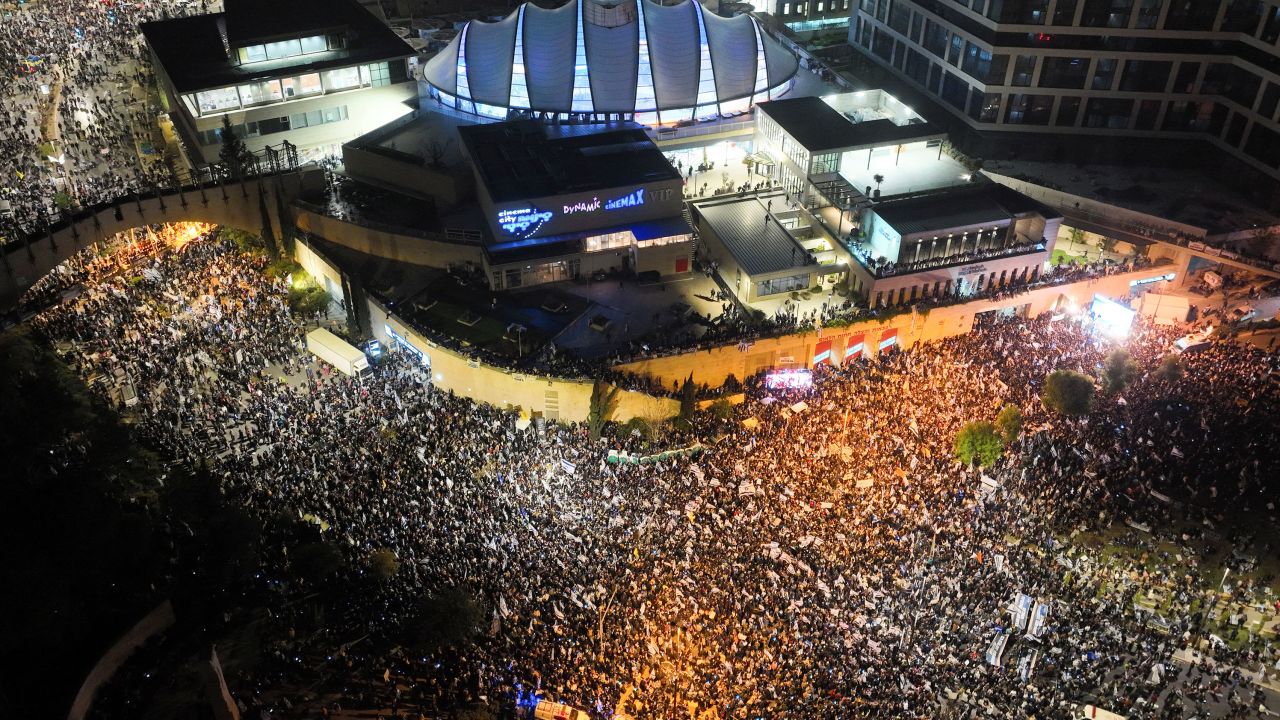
[420,0,800,126]
[143,0,418,164]
[457,120,694,289]
[850,183,1063,308]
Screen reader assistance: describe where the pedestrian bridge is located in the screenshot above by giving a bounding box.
[0,168,326,312]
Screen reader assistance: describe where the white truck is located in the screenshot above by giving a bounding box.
[533,701,592,720]
[306,328,371,378]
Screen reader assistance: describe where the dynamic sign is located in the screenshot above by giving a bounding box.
[498,188,649,237]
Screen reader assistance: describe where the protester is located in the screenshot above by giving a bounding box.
[36,233,1280,720]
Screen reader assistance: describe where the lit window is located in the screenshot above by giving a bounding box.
[265,39,303,60]
[322,66,362,91]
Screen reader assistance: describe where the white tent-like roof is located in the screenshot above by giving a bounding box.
[422,0,799,125]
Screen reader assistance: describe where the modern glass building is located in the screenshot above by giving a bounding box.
[850,0,1280,181]
[421,0,800,125]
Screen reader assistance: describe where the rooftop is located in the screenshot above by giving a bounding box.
[695,192,815,276]
[872,182,1061,237]
[757,94,941,153]
[457,121,682,203]
[983,158,1280,236]
[141,0,413,93]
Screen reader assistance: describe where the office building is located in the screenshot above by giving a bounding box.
[850,0,1280,180]
[143,0,418,165]
[421,0,799,126]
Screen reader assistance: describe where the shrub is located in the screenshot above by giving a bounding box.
[1101,349,1138,395]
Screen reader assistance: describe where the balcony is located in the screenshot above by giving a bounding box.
[850,238,1048,278]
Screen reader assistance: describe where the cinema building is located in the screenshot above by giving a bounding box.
[421,0,800,126]
[457,120,695,289]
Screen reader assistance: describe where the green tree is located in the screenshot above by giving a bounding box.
[1042,369,1095,417]
[367,548,400,581]
[586,380,620,442]
[994,404,1023,445]
[953,420,1004,467]
[621,416,657,442]
[218,115,254,176]
[1101,349,1139,395]
[1155,354,1184,384]
[404,586,486,652]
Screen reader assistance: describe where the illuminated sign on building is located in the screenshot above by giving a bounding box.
[497,206,554,238]
[605,188,645,210]
[498,188,650,237]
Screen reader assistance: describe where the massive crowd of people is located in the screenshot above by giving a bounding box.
[34,236,1280,719]
[0,0,209,240]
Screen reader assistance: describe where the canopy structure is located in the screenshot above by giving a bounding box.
[422,0,799,126]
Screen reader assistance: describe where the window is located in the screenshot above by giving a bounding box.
[1202,64,1261,108]
[1051,0,1078,24]
[299,35,328,54]
[991,0,1048,24]
[195,86,240,113]
[1220,0,1263,32]
[1164,0,1217,30]
[1091,58,1118,90]
[1055,96,1082,126]
[888,2,910,33]
[922,20,948,57]
[961,41,992,81]
[361,62,392,88]
[237,44,267,63]
[1083,97,1133,128]
[323,66,362,91]
[1224,112,1247,146]
[1004,93,1053,124]
[1171,62,1200,93]
[265,39,303,60]
[1258,82,1280,120]
[947,34,964,66]
[1134,99,1161,129]
[942,73,969,110]
[1133,0,1161,28]
[1244,124,1280,167]
[1010,55,1036,87]
[1039,57,1088,88]
[968,90,1001,122]
[986,53,1009,84]
[1080,0,1132,27]
[281,73,323,99]
[1118,60,1171,92]
[237,79,283,106]
[810,152,839,174]
[1161,100,1212,131]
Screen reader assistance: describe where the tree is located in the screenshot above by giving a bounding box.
[1155,354,1185,383]
[257,189,280,260]
[1042,369,1095,417]
[994,404,1023,445]
[586,380,620,442]
[1101,349,1138,395]
[403,586,486,652]
[287,280,332,319]
[218,116,254,177]
[953,420,1004,467]
[367,548,400,581]
[291,541,344,584]
[677,373,697,423]
[709,398,736,421]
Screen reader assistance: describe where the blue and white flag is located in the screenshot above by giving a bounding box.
[560,458,576,474]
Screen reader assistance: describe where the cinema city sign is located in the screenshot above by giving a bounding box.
[498,188,647,238]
